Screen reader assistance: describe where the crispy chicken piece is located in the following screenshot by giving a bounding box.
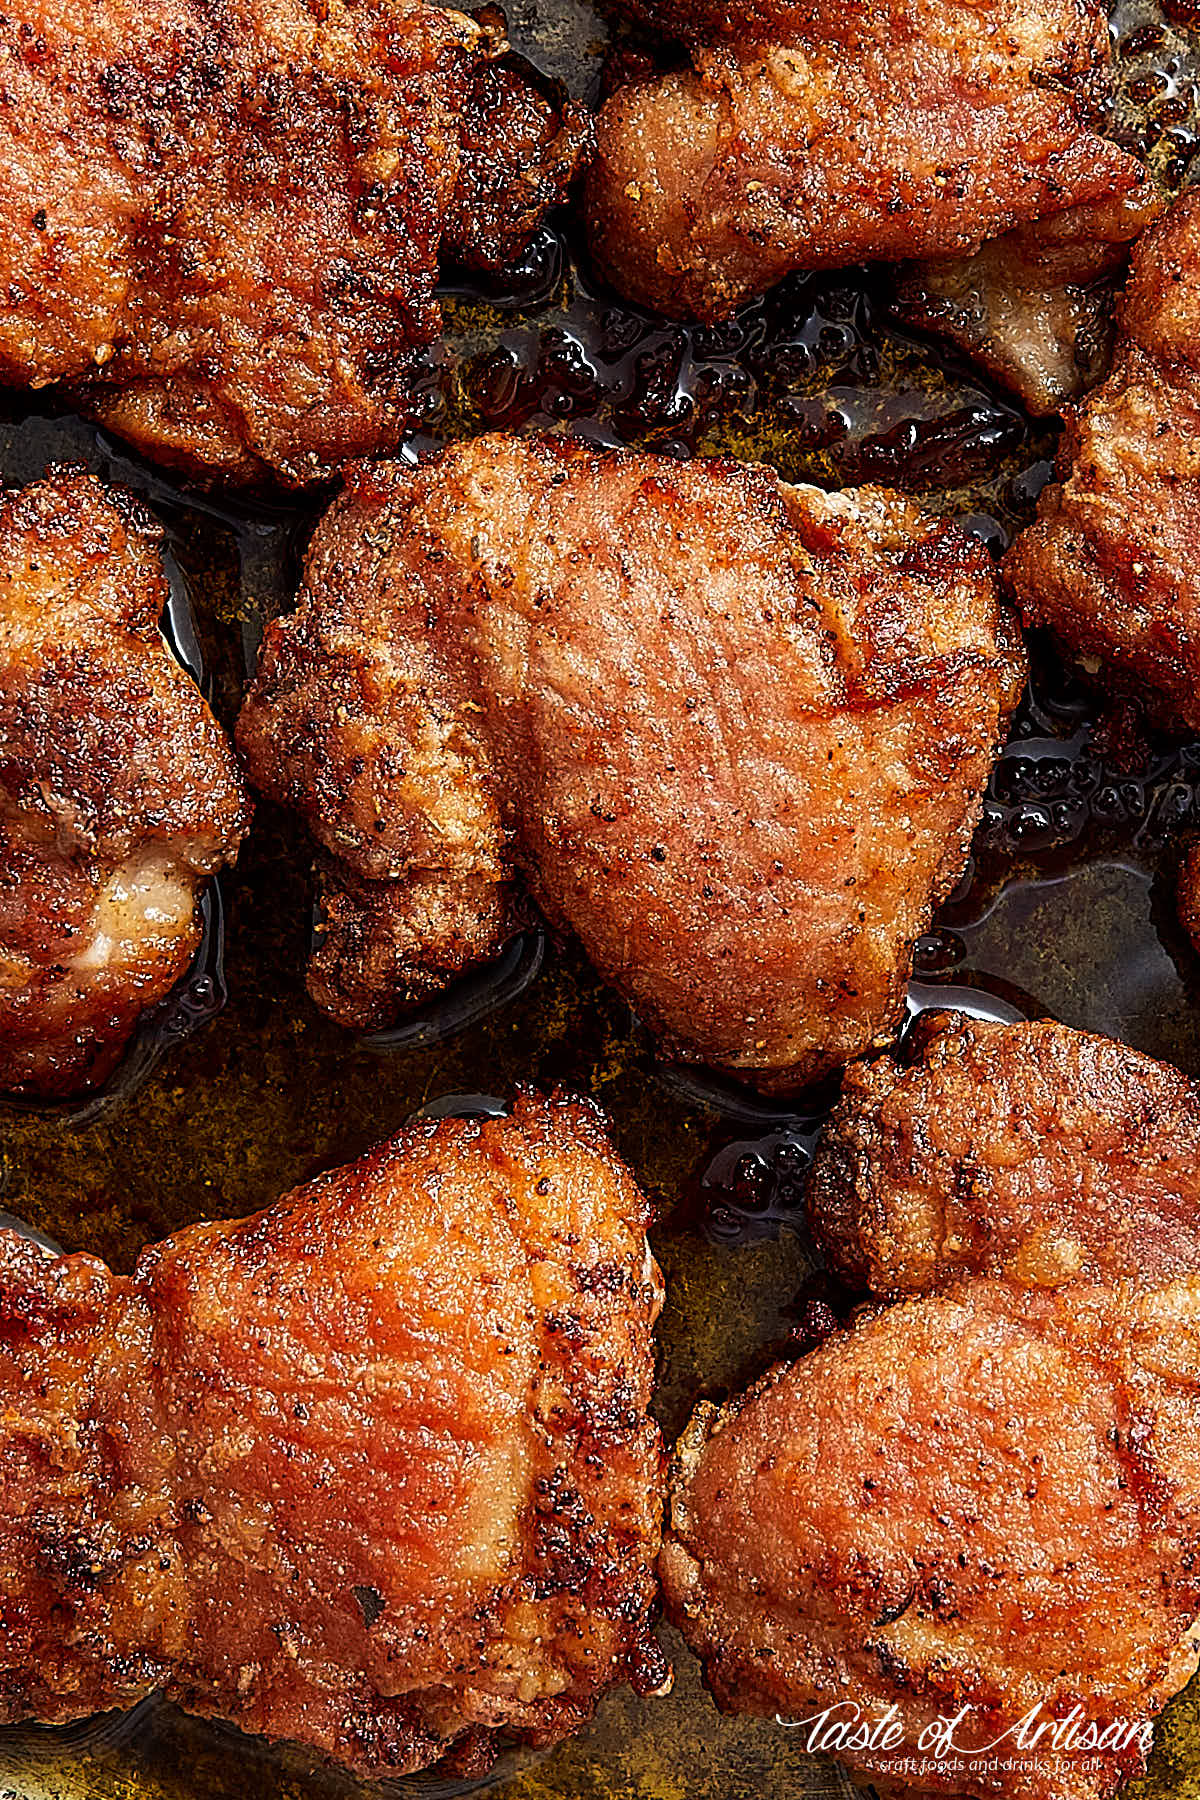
[236,433,1025,1094]
[0,469,249,1097]
[891,189,1164,416]
[663,1279,1200,1800]
[1004,189,1200,728]
[662,1012,1200,1800]
[810,1012,1200,1294]
[584,0,1154,324]
[0,1092,667,1775]
[0,0,587,487]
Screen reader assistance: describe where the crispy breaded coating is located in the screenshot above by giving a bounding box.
[0,470,249,1097]
[1004,189,1200,727]
[0,1092,667,1775]
[662,1012,1200,1800]
[584,0,1153,324]
[809,1013,1200,1294]
[662,1276,1200,1800]
[0,0,587,486]
[236,433,1025,1094]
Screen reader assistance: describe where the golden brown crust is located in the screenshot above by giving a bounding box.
[0,469,249,1096]
[445,57,589,273]
[0,0,588,486]
[666,1013,1200,1798]
[809,1013,1200,1295]
[584,0,1152,324]
[308,856,520,1027]
[662,1274,1200,1800]
[1003,189,1200,729]
[0,1092,667,1775]
[237,433,1025,1092]
[236,460,520,1027]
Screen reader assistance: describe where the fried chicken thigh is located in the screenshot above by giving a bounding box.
[0,470,249,1097]
[665,1281,1200,1800]
[0,1092,667,1775]
[585,0,1154,324]
[236,433,1025,1094]
[811,1013,1200,1294]
[1004,189,1200,728]
[0,0,586,486]
[661,1013,1200,1800]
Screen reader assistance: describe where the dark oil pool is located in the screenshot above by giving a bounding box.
[2,3,1200,1799]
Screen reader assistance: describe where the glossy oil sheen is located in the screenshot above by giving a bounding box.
[1,2,1200,1797]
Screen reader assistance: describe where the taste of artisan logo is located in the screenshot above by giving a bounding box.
[780,1699,1155,1763]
